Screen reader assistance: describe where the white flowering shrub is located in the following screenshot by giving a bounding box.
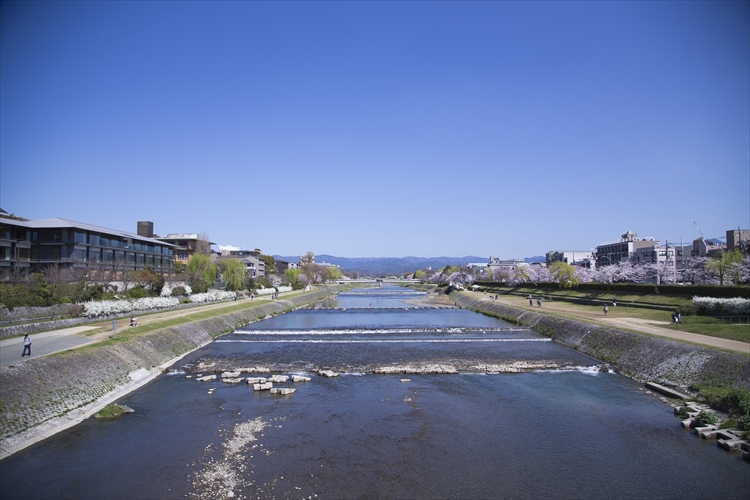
[161,283,190,297]
[692,296,750,315]
[81,297,180,318]
[255,287,276,296]
[277,286,292,293]
[189,291,236,303]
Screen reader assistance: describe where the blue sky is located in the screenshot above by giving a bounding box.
[1,1,748,258]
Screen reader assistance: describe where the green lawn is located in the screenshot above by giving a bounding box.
[478,286,749,343]
[661,317,750,343]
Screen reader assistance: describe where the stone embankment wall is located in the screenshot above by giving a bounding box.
[0,288,337,458]
[455,293,750,392]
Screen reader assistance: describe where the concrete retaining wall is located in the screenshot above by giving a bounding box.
[455,293,750,392]
[0,287,336,458]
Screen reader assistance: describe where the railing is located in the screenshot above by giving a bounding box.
[710,316,750,324]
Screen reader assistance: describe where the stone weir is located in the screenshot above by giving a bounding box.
[0,287,340,459]
[454,293,750,392]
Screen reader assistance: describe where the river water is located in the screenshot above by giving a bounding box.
[1,286,748,499]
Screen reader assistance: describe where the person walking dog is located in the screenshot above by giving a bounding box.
[22,333,31,357]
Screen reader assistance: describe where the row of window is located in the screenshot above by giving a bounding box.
[73,231,172,254]
[73,248,172,267]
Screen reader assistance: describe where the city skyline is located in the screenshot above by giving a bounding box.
[1,1,748,258]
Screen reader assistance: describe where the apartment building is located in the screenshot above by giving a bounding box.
[0,216,175,279]
[595,231,658,267]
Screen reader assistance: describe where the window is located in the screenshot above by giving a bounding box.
[89,234,100,246]
[74,249,87,261]
[74,232,87,244]
[89,249,101,263]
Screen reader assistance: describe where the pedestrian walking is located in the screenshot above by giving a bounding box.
[22,333,31,357]
[603,305,609,316]
[537,298,542,307]
[529,295,533,306]
[613,297,617,307]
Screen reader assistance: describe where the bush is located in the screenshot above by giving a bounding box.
[693,296,750,315]
[719,418,737,430]
[127,285,148,299]
[697,410,717,426]
[676,303,699,316]
[171,286,186,296]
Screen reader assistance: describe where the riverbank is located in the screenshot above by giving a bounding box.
[454,292,750,392]
[0,286,341,459]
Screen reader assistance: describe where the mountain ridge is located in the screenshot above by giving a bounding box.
[273,255,545,274]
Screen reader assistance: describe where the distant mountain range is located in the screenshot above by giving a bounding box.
[273,254,546,275]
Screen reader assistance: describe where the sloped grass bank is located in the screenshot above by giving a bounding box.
[455,292,750,393]
[0,287,339,459]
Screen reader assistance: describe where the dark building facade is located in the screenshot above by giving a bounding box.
[0,217,175,279]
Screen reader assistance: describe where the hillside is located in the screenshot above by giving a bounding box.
[273,255,488,275]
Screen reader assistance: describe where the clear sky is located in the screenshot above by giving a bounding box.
[1,1,748,259]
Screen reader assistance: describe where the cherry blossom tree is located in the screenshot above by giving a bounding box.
[679,257,709,284]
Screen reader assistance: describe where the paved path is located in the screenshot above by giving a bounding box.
[0,291,301,368]
[0,326,100,367]
[465,292,750,354]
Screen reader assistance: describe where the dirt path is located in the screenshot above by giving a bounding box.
[464,291,750,354]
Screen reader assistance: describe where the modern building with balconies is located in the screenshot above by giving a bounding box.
[0,216,175,279]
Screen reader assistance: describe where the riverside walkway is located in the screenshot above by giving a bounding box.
[0,292,297,368]
[463,291,750,354]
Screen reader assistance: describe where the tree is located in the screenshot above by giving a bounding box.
[300,252,315,267]
[679,257,709,284]
[707,250,744,285]
[508,266,531,286]
[285,268,301,286]
[643,261,675,285]
[197,231,212,255]
[187,253,218,292]
[414,270,426,280]
[549,261,579,288]
[324,266,342,282]
[492,267,511,282]
[260,255,278,275]
[221,259,247,291]
[133,268,165,295]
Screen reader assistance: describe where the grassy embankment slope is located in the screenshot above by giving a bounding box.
[481,284,749,344]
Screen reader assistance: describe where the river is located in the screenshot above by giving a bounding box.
[1,286,748,499]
